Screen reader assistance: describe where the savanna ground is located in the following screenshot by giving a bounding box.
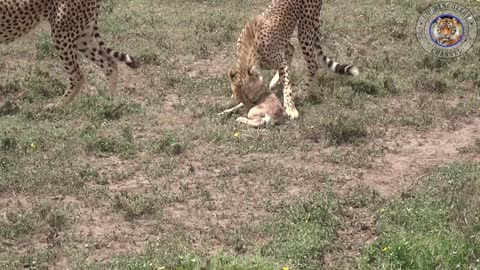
[1,0,480,269]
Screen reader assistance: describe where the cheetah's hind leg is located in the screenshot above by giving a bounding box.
[77,24,119,96]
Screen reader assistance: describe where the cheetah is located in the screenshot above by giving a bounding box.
[228,0,359,120]
[0,0,140,110]
[224,16,284,127]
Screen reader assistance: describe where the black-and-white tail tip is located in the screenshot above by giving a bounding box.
[321,54,359,76]
[105,47,141,69]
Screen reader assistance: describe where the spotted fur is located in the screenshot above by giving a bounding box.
[230,15,265,111]
[234,0,359,119]
[224,15,284,128]
[0,0,140,110]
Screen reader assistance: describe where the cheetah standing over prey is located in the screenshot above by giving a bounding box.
[0,0,140,110]
[229,0,359,120]
[225,16,284,127]
[228,65,285,127]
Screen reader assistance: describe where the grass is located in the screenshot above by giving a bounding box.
[459,137,480,155]
[84,192,341,270]
[360,162,480,269]
[112,192,160,221]
[258,194,339,269]
[1,0,480,269]
[323,114,368,145]
[85,254,281,270]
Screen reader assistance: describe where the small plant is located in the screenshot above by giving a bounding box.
[415,73,448,94]
[0,100,20,116]
[83,127,136,158]
[79,166,99,180]
[138,52,165,65]
[458,137,480,155]
[0,79,22,96]
[152,135,183,156]
[350,80,378,95]
[35,32,56,60]
[0,204,68,241]
[98,103,127,120]
[324,115,368,145]
[0,134,17,152]
[383,78,399,95]
[113,192,157,221]
[0,209,37,240]
[23,67,66,99]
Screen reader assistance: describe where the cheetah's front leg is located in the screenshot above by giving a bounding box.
[279,62,299,119]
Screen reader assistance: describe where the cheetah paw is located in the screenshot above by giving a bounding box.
[284,106,299,119]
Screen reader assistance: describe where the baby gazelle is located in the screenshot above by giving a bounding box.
[225,65,284,127]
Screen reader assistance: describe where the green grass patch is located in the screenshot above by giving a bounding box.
[323,114,368,145]
[112,192,160,221]
[259,194,340,269]
[0,202,68,241]
[85,254,281,270]
[35,31,56,60]
[82,125,136,159]
[150,134,184,156]
[84,193,340,270]
[360,162,480,269]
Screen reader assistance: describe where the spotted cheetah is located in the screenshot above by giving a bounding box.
[224,16,284,127]
[231,0,359,119]
[0,0,140,110]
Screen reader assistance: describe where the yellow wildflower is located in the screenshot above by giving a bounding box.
[31,143,37,150]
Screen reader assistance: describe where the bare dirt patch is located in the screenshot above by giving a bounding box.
[355,119,480,197]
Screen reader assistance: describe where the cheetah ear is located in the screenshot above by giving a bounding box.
[437,18,442,24]
[228,68,237,79]
[452,17,457,23]
[248,65,257,76]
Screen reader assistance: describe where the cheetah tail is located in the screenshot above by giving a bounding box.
[314,37,359,76]
[237,15,265,73]
[105,47,141,69]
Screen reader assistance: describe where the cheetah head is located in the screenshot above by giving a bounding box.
[228,65,265,106]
